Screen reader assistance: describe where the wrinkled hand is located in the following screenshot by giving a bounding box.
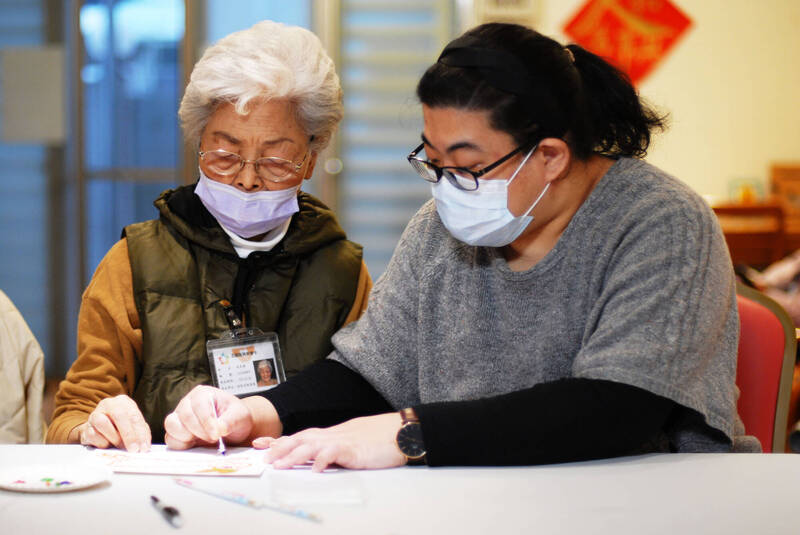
[164,385,255,450]
[78,394,151,452]
[253,412,406,472]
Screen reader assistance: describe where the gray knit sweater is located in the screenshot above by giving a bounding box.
[331,157,758,452]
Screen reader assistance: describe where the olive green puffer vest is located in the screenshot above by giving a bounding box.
[124,186,362,442]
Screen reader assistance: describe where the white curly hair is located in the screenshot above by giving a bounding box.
[179,20,342,153]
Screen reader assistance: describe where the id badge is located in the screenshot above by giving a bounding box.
[206,328,286,397]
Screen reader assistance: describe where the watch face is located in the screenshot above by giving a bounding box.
[397,422,426,459]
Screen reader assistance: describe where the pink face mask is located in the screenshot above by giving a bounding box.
[194,170,300,238]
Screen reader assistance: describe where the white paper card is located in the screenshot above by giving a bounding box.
[92,445,266,477]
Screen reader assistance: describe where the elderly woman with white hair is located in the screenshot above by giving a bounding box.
[47,21,371,450]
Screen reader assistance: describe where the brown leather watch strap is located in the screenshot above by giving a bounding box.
[399,407,419,425]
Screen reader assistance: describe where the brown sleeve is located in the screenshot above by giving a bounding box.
[341,260,372,327]
[46,238,143,443]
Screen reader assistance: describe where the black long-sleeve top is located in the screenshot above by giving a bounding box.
[262,359,678,466]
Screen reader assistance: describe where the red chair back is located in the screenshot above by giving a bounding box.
[735,284,795,452]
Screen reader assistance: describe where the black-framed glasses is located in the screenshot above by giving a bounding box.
[198,149,308,182]
[406,143,524,191]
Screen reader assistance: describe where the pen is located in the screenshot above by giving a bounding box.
[151,495,183,528]
[211,401,226,455]
[174,478,322,523]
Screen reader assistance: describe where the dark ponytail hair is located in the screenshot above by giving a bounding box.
[417,23,666,160]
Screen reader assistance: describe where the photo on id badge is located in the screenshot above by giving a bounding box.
[206,331,286,397]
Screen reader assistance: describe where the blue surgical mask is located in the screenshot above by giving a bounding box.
[431,147,548,247]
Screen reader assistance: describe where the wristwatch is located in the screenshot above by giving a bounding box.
[396,408,427,464]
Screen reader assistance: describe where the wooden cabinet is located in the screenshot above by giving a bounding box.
[713,201,785,268]
[772,164,800,252]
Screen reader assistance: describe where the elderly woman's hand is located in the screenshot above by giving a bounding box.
[253,413,407,472]
[164,385,282,450]
[75,394,151,452]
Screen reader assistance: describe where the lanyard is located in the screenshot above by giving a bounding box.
[218,299,243,331]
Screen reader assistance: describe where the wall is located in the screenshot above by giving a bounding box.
[0,0,51,370]
[537,0,800,203]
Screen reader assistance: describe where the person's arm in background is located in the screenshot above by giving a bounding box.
[341,260,372,326]
[757,250,800,290]
[0,290,46,443]
[762,287,800,327]
[47,239,150,450]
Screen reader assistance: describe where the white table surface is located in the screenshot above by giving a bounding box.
[1,445,799,534]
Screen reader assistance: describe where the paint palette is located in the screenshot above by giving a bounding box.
[0,464,112,493]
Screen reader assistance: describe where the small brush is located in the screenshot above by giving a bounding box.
[211,400,226,455]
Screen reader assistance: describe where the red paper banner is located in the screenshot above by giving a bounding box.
[563,0,691,84]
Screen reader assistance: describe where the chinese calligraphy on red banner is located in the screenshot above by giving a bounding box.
[563,0,691,84]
